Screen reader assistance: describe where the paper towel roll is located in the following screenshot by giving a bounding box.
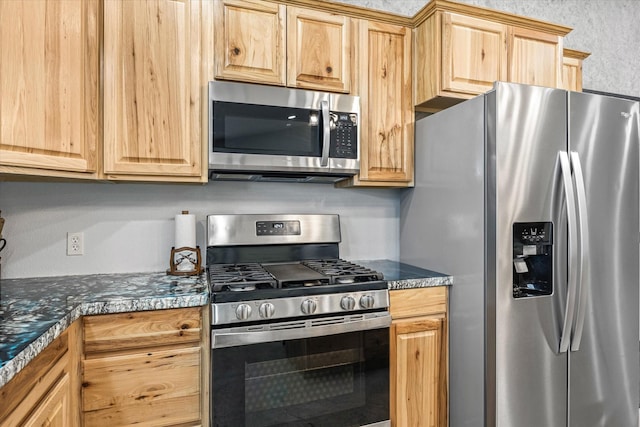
[175,211,196,248]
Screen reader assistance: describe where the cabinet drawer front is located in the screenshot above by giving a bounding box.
[84,307,202,353]
[82,347,201,425]
[390,287,447,318]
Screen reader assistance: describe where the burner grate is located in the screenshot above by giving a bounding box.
[208,263,277,292]
[302,259,384,284]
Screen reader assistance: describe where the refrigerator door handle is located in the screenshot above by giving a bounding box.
[570,152,589,351]
[559,151,579,353]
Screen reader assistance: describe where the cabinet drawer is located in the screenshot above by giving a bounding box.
[389,287,447,319]
[84,307,202,353]
[82,347,201,426]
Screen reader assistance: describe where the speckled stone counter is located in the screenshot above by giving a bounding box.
[0,272,207,388]
[356,259,452,290]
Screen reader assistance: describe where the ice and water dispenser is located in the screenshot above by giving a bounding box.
[513,222,553,298]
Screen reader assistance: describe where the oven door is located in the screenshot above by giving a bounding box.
[211,313,391,427]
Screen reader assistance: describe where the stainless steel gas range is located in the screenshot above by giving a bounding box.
[206,214,390,427]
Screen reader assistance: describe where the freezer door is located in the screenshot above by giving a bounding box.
[567,92,639,427]
[491,83,569,427]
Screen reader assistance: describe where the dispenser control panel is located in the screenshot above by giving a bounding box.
[513,222,553,298]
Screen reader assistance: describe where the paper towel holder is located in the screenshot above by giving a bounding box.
[167,246,204,276]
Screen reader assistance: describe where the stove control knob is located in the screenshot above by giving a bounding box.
[301,299,317,315]
[235,303,252,321]
[259,302,275,319]
[359,295,375,309]
[340,296,356,311]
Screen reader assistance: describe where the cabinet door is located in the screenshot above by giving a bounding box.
[391,315,447,427]
[562,49,587,92]
[287,7,352,93]
[22,373,71,427]
[214,0,286,86]
[0,0,99,175]
[508,26,562,88]
[344,20,412,187]
[103,0,204,180]
[442,12,507,96]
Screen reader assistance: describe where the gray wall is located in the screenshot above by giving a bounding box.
[336,0,640,97]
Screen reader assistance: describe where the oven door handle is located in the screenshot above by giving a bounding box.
[212,313,391,349]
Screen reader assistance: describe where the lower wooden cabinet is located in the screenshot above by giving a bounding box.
[81,306,209,427]
[390,287,448,427]
[0,321,81,427]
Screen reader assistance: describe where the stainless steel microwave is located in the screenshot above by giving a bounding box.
[208,81,360,183]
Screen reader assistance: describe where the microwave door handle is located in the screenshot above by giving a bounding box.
[320,100,330,167]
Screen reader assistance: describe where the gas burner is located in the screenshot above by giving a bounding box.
[228,284,256,291]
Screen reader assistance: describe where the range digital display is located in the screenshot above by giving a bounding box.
[256,220,301,236]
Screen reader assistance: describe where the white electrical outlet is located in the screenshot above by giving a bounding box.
[67,232,84,256]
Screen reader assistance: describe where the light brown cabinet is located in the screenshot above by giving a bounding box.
[390,287,448,427]
[0,321,81,427]
[416,9,502,111]
[215,0,353,93]
[214,0,286,86]
[0,0,100,179]
[414,1,569,112]
[508,26,562,87]
[81,307,209,427]
[286,6,353,92]
[338,20,414,187]
[103,0,208,182]
[562,48,590,92]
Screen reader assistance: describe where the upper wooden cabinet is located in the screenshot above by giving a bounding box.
[338,20,414,187]
[438,13,508,99]
[214,0,353,93]
[214,0,286,86]
[287,7,352,92]
[414,0,569,112]
[103,0,208,181]
[562,48,590,92]
[508,26,562,88]
[0,0,99,178]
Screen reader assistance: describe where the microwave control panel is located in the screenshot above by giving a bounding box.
[329,113,357,159]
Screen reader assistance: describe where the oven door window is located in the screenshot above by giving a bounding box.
[212,329,389,427]
[213,101,322,157]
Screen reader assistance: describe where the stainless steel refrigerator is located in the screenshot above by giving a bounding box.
[400,82,639,427]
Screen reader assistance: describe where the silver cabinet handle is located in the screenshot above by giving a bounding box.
[570,152,589,351]
[320,100,330,167]
[559,151,579,353]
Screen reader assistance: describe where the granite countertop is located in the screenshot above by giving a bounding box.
[0,260,450,389]
[357,259,453,290]
[0,272,207,388]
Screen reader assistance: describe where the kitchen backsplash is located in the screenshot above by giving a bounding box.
[0,181,400,279]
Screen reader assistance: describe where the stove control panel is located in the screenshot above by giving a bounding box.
[256,220,301,236]
[212,289,390,326]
